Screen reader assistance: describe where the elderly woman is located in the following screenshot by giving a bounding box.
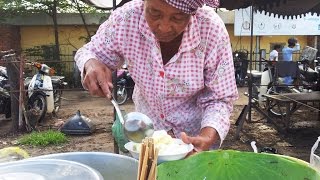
[75,0,238,154]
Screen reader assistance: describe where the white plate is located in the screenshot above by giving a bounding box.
[124,139,193,164]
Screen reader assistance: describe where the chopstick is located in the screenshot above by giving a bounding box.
[147,148,159,180]
[137,140,145,180]
[137,137,158,180]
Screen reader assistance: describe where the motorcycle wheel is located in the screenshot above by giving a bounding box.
[265,86,297,117]
[5,103,11,119]
[113,86,128,105]
[27,93,47,126]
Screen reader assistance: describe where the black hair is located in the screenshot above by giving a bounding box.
[273,44,281,50]
[288,37,297,47]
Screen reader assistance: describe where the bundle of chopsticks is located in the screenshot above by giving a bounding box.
[137,137,159,180]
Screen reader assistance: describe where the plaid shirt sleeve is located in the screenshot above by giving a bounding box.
[197,23,238,146]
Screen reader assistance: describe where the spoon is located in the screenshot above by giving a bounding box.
[111,99,154,143]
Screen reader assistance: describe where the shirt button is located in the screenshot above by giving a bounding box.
[160,114,165,119]
[159,71,164,78]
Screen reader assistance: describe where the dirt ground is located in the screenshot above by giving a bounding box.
[0,87,319,162]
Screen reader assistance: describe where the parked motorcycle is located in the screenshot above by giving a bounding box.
[298,57,320,91]
[249,60,300,117]
[26,62,67,125]
[112,67,134,105]
[0,66,10,118]
[233,49,249,87]
[0,61,67,125]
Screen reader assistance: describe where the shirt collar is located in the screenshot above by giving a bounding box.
[138,9,156,44]
[139,11,201,52]
[179,15,201,52]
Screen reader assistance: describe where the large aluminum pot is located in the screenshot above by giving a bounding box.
[30,152,138,180]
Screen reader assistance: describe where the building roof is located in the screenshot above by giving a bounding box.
[83,0,320,18]
[5,11,234,26]
[220,0,320,17]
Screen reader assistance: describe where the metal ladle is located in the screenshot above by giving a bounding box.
[111,99,154,143]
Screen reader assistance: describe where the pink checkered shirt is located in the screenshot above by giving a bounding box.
[75,0,238,145]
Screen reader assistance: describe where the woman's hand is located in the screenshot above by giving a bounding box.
[181,127,219,157]
[83,59,113,98]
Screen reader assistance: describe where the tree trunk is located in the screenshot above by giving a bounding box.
[52,0,61,61]
[74,0,91,40]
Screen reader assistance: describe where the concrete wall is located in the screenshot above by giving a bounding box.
[5,13,315,61]
[20,24,310,60]
[20,25,98,54]
[226,24,309,60]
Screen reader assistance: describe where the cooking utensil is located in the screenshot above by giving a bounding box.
[30,152,139,180]
[111,99,154,143]
[137,137,159,180]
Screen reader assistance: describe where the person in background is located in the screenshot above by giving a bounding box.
[75,0,238,154]
[281,37,300,84]
[282,37,300,61]
[269,44,281,61]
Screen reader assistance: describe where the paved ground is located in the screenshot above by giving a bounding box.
[0,87,319,162]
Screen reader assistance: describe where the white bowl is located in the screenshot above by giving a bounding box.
[124,139,194,164]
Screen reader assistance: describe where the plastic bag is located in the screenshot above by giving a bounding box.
[111,110,129,153]
[0,147,29,163]
[310,136,320,171]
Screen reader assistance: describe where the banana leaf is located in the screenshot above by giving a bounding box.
[157,150,320,180]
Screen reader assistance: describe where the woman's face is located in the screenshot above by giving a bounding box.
[144,0,191,43]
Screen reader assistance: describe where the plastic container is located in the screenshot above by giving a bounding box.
[0,159,103,180]
[310,136,320,171]
[125,138,194,164]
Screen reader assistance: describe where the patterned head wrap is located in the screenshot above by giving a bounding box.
[164,0,220,14]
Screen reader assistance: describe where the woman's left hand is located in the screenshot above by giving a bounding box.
[181,127,219,157]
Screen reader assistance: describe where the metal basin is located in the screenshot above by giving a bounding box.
[30,152,138,180]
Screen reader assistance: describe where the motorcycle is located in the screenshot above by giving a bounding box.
[233,49,249,87]
[249,60,300,117]
[112,66,134,105]
[0,59,67,126]
[0,66,11,118]
[25,62,67,125]
[298,57,320,91]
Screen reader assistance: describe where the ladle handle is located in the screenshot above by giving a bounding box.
[111,99,125,125]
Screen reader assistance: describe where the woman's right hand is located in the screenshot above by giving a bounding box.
[83,58,113,99]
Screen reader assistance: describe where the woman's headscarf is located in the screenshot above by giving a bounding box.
[164,0,220,14]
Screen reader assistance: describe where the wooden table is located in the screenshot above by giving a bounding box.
[263,91,320,130]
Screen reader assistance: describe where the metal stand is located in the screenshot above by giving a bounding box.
[112,0,120,154]
[234,6,272,139]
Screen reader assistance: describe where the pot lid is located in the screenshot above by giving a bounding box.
[61,110,95,135]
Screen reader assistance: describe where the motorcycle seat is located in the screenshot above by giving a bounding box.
[247,70,262,78]
[51,76,65,83]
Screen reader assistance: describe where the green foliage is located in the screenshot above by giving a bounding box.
[24,45,62,72]
[18,130,68,147]
[0,0,100,23]
[24,45,56,60]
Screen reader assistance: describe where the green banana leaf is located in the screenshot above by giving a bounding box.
[157,150,320,180]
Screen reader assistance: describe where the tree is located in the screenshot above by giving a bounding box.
[0,0,98,60]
